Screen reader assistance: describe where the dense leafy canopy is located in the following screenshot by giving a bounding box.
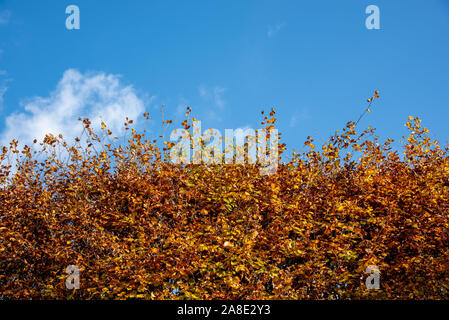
[1,99,448,299]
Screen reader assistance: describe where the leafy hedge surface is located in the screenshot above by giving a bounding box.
[0,109,448,300]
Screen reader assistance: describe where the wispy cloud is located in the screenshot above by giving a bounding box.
[198,86,208,99]
[213,87,226,109]
[267,22,286,38]
[289,115,297,128]
[1,69,147,146]
[198,85,227,110]
[0,70,8,110]
[0,85,6,109]
[175,97,190,119]
[290,107,310,127]
[197,85,228,122]
[0,10,11,25]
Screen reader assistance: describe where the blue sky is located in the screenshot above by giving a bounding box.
[0,0,448,155]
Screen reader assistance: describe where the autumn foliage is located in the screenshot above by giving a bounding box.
[1,96,448,300]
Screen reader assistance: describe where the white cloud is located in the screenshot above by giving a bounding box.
[1,69,147,146]
[213,87,226,109]
[175,97,190,120]
[289,115,297,128]
[197,85,228,122]
[267,23,286,38]
[0,10,11,25]
[290,107,310,127]
[198,85,208,99]
[198,85,227,110]
[0,85,6,109]
[0,70,8,110]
